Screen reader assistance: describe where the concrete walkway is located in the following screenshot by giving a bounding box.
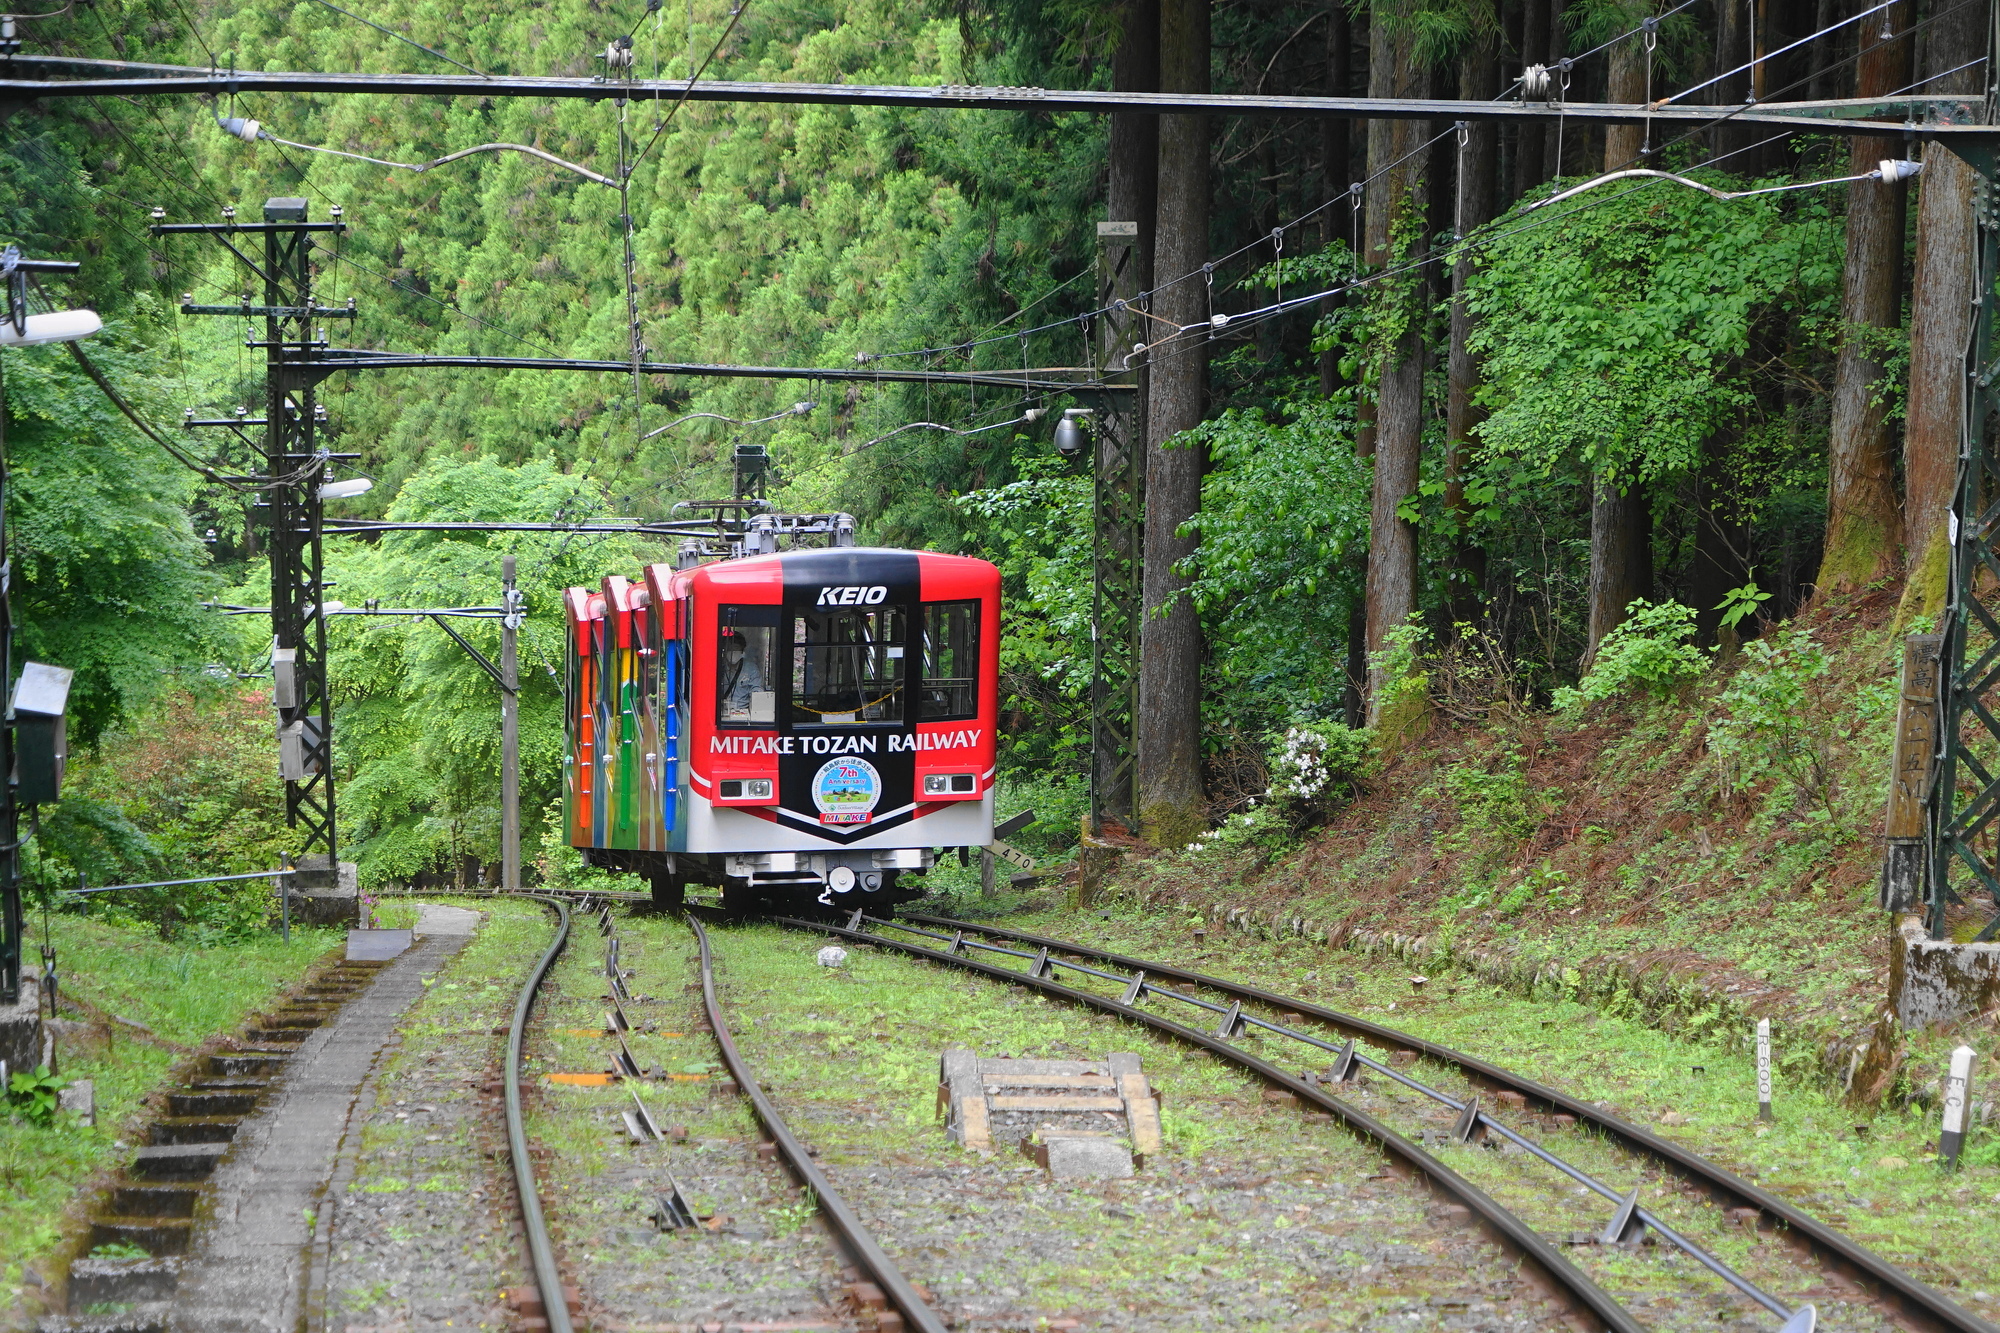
[168,906,480,1333]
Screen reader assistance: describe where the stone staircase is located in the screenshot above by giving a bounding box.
[38,957,391,1332]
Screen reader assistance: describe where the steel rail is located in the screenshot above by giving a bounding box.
[687,914,950,1333]
[870,915,1797,1319]
[897,913,1993,1333]
[506,894,577,1333]
[0,57,1986,135]
[773,914,1649,1333]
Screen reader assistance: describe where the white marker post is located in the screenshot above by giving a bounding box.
[1939,1045,1976,1167]
[1756,1019,1774,1122]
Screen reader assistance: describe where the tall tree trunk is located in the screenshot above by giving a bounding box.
[1602,0,1650,168]
[1512,0,1549,197]
[1690,428,1750,646]
[1817,0,1912,596]
[1138,0,1209,847]
[1903,0,1984,588]
[1110,0,1159,295]
[1446,37,1498,628]
[1714,0,1755,166]
[1320,0,1352,397]
[1588,481,1651,656]
[1587,24,1655,657]
[1542,0,1568,179]
[1363,3,1432,719]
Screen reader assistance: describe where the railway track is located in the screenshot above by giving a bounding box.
[686,912,952,1333]
[505,892,579,1333]
[756,907,1997,1333]
[507,890,949,1331]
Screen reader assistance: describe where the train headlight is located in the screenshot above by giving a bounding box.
[924,774,978,795]
[745,778,772,799]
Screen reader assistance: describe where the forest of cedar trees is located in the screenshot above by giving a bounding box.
[0,0,1983,917]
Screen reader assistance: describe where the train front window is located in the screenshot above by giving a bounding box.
[716,606,778,727]
[919,601,980,720]
[791,608,904,725]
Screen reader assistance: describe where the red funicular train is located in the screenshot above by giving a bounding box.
[562,517,1000,912]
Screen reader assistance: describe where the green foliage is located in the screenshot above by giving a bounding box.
[1552,600,1708,709]
[5,1067,68,1129]
[955,455,1093,777]
[1370,621,1432,711]
[1465,175,1841,489]
[319,455,650,885]
[1716,581,1773,632]
[1182,396,1370,725]
[1,330,222,743]
[1440,747,1543,849]
[1708,627,1835,811]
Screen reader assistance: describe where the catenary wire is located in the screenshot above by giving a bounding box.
[627,0,750,174]
[306,0,489,78]
[638,401,814,442]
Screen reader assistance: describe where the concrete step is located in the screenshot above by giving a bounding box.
[242,1029,308,1044]
[166,1090,256,1117]
[87,1215,194,1256]
[37,1301,170,1333]
[207,1054,287,1077]
[67,1255,180,1306]
[258,1014,324,1029]
[130,1143,225,1181]
[147,1117,241,1146]
[182,1075,268,1094]
[107,1185,200,1219]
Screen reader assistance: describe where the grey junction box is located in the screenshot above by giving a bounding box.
[11,661,72,806]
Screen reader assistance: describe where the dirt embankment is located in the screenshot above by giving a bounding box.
[1100,584,1987,1105]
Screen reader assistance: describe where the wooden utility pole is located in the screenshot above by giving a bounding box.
[1137,0,1208,846]
[1816,0,1912,596]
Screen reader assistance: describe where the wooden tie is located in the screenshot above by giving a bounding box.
[937,1049,1162,1155]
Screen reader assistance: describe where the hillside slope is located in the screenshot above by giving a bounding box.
[1106,583,1969,1102]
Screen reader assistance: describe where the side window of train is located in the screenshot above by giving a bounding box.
[791,606,906,726]
[716,605,780,727]
[919,601,980,721]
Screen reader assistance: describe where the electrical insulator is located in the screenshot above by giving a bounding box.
[606,35,634,71]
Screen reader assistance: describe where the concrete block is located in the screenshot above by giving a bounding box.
[59,1077,94,1126]
[1893,914,2000,1029]
[1044,1135,1133,1180]
[345,929,413,961]
[0,975,42,1083]
[285,858,360,925]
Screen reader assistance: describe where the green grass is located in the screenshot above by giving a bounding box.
[0,913,341,1291]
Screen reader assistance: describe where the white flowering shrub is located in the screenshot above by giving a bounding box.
[1180,720,1371,861]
